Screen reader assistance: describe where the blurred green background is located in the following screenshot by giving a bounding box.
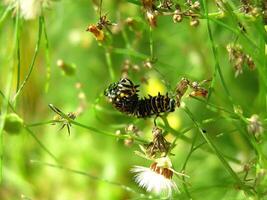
[0,0,266,199]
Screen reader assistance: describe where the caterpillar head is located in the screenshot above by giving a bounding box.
[104,78,139,102]
[104,82,119,102]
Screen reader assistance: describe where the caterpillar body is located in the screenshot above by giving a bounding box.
[104,78,175,118]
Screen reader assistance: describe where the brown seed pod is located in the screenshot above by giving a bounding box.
[146,127,171,158]
[175,78,189,107]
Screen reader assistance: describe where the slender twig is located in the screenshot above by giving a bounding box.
[0,3,11,28]
[13,16,43,102]
[149,26,154,61]
[0,90,59,163]
[26,118,148,144]
[26,120,58,127]
[0,90,16,113]
[72,120,148,143]
[160,115,241,164]
[183,106,254,195]
[180,131,198,199]
[24,127,59,162]
[15,8,21,92]
[30,160,147,196]
[0,5,20,182]
[219,0,258,49]
[201,0,232,104]
[105,48,115,82]
[42,16,51,92]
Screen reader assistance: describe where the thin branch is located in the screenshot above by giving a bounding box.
[13,16,43,102]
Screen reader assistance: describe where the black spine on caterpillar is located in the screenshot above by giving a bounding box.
[104,78,176,118]
[134,92,175,118]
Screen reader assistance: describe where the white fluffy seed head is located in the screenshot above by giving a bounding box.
[131,165,178,197]
[16,0,54,20]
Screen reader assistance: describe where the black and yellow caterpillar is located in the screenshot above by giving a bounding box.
[104,78,176,118]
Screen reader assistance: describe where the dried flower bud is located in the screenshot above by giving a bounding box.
[124,138,134,147]
[110,25,119,35]
[173,10,183,23]
[146,10,157,28]
[75,82,82,89]
[140,76,149,84]
[226,43,255,77]
[121,59,131,75]
[125,17,144,32]
[215,0,228,13]
[86,25,105,41]
[233,105,243,115]
[190,88,208,97]
[243,163,250,172]
[4,113,24,134]
[125,17,135,25]
[57,59,76,76]
[115,130,121,136]
[189,80,209,98]
[247,114,264,139]
[76,90,87,116]
[132,64,140,72]
[146,127,170,158]
[143,60,153,69]
[250,7,260,17]
[240,0,253,14]
[121,72,128,79]
[152,126,162,137]
[234,57,244,77]
[125,124,139,134]
[190,17,199,27]
[246,55,255,70]
[142,0,154,9]
[78,92,85,100]
[124,59,131,67]
[175,78,189,107]
[160,0,173,9]
[191,1,200,10]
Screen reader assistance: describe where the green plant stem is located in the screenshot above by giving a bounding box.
[160,115,241,164]
[24,127,58,162]
[121,28,131,50]
[201,0,232,104]
[0,4,11,28]
[216,0,258,49]
[181,133,198,171]
[13,16,43,103]
[72,120,148,143]
[0,91,60,164]
[0,90,16,113]
[181,131,198,199]
[113,47,147,60]
[105,49,115,82]
[183,106,254,195]
[26,119,148,144]
[26,120,58,127]
[15,10,21,92]
[192,96,267,164]
[199,0,259,50]
[149,26,154,60]
[30,160,146,196]
[42,16,51,92]
[0,7,20,182]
